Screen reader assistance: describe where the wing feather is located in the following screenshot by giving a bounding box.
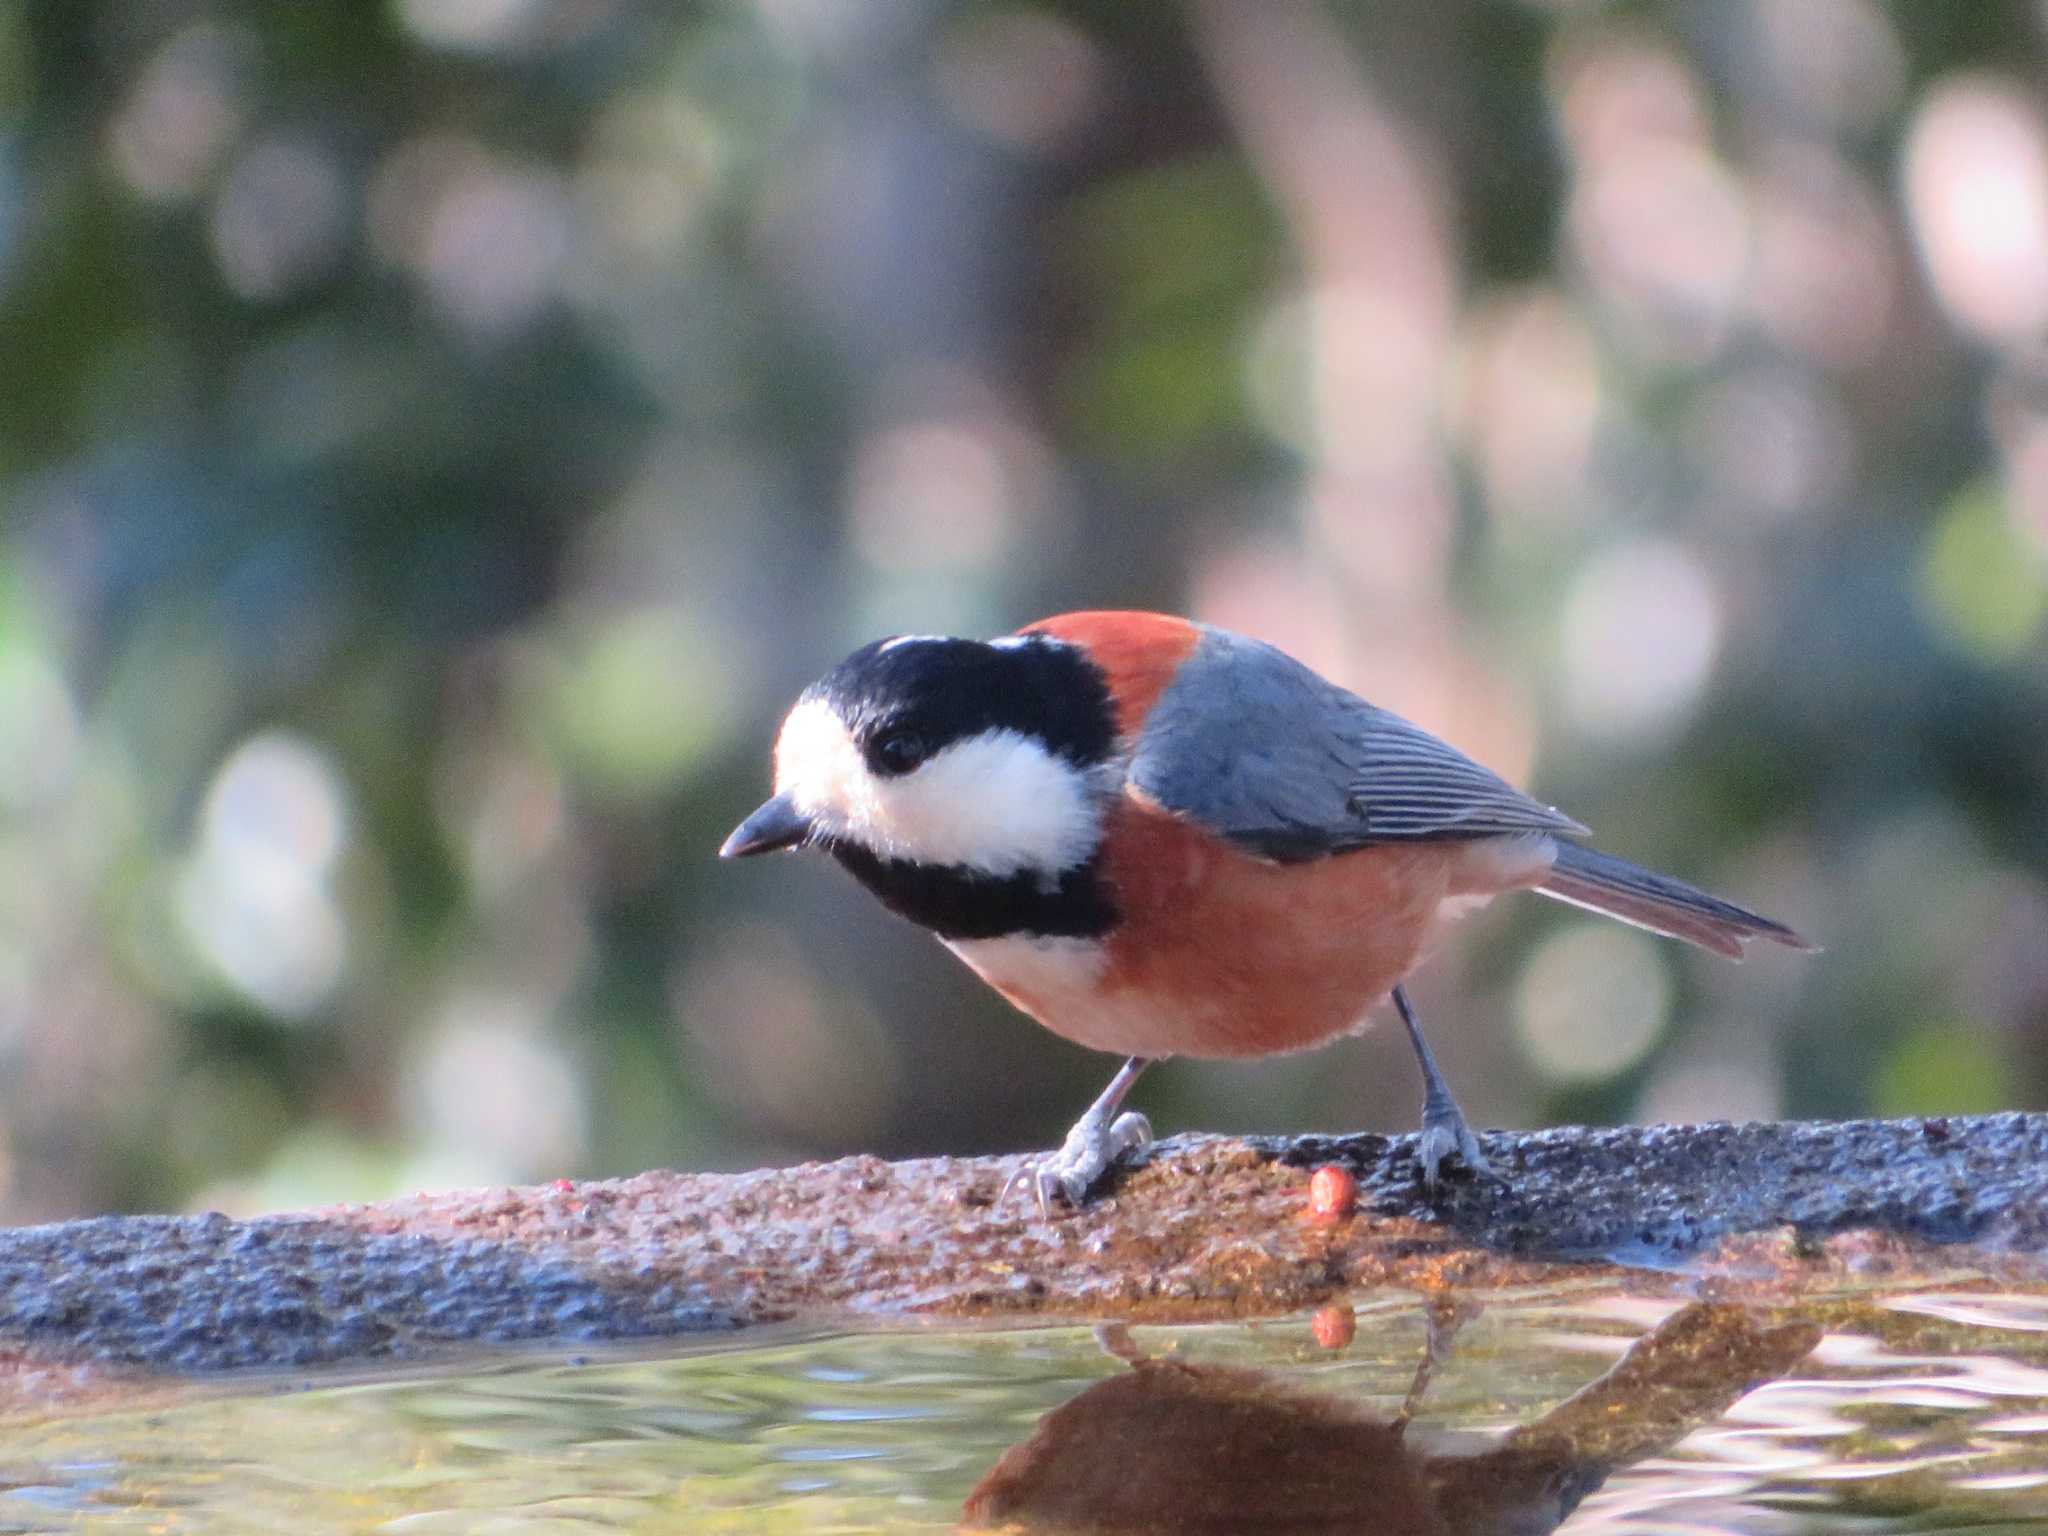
[1129,629,1584,861]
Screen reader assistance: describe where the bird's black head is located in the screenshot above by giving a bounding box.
[805,633,1117,782]
[719,631,1120,940]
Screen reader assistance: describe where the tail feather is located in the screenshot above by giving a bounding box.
[1537,843,1813,959]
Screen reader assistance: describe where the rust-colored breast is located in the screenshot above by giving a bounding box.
[1021,611,1201,739]
[1089,790,1534,1058]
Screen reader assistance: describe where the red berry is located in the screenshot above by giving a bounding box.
[1311,1303,1356,1350]
[1307,1164,1356,1221]
[552,1178,574,1194]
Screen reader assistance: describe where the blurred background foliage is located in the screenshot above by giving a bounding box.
[0,0,2044,1222]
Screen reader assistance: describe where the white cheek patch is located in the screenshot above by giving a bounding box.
[773,699,1103,876]
[885,729,1104,874]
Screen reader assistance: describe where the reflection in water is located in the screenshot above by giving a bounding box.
[962,1303,1820,1534]
[2,1287,2047,1531]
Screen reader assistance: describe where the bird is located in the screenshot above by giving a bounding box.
[720,610,1811,1213]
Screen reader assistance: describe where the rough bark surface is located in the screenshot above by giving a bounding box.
[0,1114,2041,1412]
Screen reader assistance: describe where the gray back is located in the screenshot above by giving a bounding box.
[1128,627,1585,861]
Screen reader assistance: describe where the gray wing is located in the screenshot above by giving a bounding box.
[1129,628,1587,862]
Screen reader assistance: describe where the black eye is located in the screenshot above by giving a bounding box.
[874,731,928,775]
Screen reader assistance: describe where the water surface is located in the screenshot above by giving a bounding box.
[3,1283,2044,1532]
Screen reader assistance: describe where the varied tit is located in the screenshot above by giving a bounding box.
[721,611,1811,1212]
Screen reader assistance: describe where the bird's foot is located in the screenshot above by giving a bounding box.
[1005,1110,1154,1217]
[1393,985,1497,1193]
[1415,1103,1493,1191]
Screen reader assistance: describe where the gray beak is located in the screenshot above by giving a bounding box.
[719,791,813,859]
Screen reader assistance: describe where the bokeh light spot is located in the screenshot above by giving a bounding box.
[847,404,1049,573]
[932,9,1103,154]
[579,92,725,264]
[394,0,609,55]
[1751,0,1905,138]
[1569,140,1749,357]
[1916,484,2048,663]
[1638,1056,1782,1126]
[1561,537,1722,742]
[1451,287,1602,523]
[1874,1022,2011,1118]
[369,135,570,338]
[175,733,351,1020]
[1903,77,2048,344]
[1550,33,1709,160]
[200,1123,401,1215]
[1515,924,1673,1083]
[1690,369,1855,522]
[538,607,734,802]
[1749,148,1897,368]
[1244,283,1437,475]
[209,137,350,303]
[105,23,250,203]
[400,989,587,1185]
[0,646,79,811]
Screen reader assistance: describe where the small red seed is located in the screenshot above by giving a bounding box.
[552,1178,575,1194]
[1311,1303,1356,1350]
[1308,1164,1356,1220]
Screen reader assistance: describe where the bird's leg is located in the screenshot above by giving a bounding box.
[1005,1056,1154,1217]
[1394,1293,1477,1432]
[1393,985,1492,1187]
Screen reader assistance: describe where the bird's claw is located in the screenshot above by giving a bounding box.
[1416,1107,1493,1191]
[1005,1110,1154,1217]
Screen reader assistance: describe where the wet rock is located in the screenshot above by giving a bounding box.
[0,1113,2039,1405]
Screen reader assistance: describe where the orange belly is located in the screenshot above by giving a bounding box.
[947,792,1553,1060]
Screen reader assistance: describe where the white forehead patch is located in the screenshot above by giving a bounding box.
[772,697,1104,876]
